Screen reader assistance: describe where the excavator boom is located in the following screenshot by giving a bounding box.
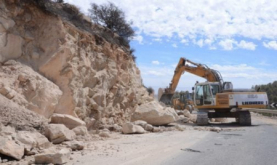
[158,57,223,104]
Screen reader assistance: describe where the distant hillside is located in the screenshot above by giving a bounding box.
[254,81,277,103]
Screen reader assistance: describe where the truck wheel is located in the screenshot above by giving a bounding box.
[196,111,209,126]
[239,111,251,126]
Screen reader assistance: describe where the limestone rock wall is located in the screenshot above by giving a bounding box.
[0,0,152,126]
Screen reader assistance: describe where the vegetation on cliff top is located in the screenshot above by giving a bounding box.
[20,0,136,61]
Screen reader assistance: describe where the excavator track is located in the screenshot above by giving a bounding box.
[238,111,251,126]
[196,111,209,125]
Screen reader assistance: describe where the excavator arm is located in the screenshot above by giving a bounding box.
[158,57,223,104]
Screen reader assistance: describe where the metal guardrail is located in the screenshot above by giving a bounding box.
[246,109,277,115]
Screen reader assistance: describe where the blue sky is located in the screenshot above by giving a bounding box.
[65,0,277,93]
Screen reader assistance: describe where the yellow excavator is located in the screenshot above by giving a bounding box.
[158,57,268,126]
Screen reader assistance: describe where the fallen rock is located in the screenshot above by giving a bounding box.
[189,114,197,123]
[210,127,222,133]
[35,148,70,165]
[62,141,84,151]
[72,126,88,136]
[144,124,154,132]
[99,131,110,138]
[175,125,185,131]
[153,127,161,132]
[45,124,76,144]
[183,110,191,118]
[131,101,178,126]
[50,114,86,129]
[0,137,24,160]
[133,120,147,127]
[178,115,189,123]
[111,124,122,132]
[16,131,50,150]
[122,123,145,134]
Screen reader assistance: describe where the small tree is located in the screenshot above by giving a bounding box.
[146,87,154,95]
[88,2,135,39]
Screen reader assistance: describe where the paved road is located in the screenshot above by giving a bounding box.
[162,117,277,165]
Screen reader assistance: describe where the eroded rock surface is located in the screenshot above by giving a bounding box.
[0,0,153,127]
[0,61,62,118]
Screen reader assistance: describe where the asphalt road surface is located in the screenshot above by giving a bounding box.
[163,116,277,165]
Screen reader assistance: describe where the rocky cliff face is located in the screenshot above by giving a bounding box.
[0,0,152,128]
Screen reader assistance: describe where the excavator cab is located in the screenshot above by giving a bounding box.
[194,82,220,106]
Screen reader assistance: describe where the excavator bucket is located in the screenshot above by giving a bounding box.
[158,88,173,105]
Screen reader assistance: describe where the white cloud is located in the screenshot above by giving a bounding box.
[65,0,277,49]
[181,39,188,45]
[133,35,143,44]
[152,61,160,65]
[153,38,162,42]
[195,39,204,48]
[218,39,256,50]
[237,40,256,50]
[263,41,277,50]
[211,64,256,72]
[172,43,178,48]
[218,39,235,50]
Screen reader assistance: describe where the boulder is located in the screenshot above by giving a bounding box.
[131,101,178,126]
[122,123,145,134]
[189,114,197,123]
[16,131,50,150]
[62,141,84,151]
[50,114,86,129]
[72,126,88,136]
[183,110,191,118]
[35,148,70,165]
[144,124,154,132]
[45,124,76,144]
[0,137,24,160]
